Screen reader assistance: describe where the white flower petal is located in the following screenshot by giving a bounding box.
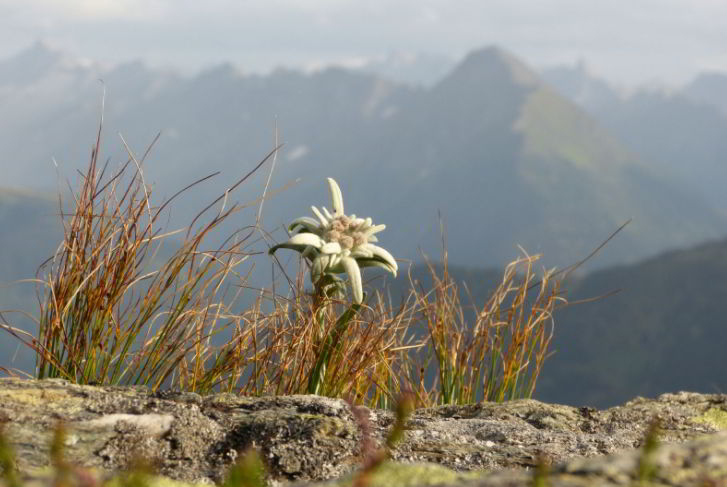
[327,178,345,216]
[321,241,343,254]
[350,248,374,259]
[368,244,398,275]
[341,256,363,304]
[288,232,325,249]
[364,224,386,237]
[358,259,397,275]
[270,241,313,256]
[289,217,323,233]
[311,206,328,226]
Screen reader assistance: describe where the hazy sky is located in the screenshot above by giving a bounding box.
[1,0,726,87]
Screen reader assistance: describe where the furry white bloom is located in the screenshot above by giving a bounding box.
[269,178,397,303]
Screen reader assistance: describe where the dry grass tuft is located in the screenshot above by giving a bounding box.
[411,247,565,405]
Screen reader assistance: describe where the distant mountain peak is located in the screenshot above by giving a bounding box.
[13,40,82,69]
[450,46,540,88]
[0,41,94,85]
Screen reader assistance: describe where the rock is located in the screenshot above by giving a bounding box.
[0,378,726,486]
[294,431,727,486]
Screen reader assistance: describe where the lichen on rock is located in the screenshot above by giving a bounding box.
[1,379,727,487]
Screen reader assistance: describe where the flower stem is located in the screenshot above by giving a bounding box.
[307,282,362,395]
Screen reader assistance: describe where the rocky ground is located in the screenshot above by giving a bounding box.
[1,378,726,486]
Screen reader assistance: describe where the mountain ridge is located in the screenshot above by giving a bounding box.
[1,42,725,271]
[542,62,727,213]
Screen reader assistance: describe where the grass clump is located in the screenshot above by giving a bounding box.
[1,121,281,393]
[411,248,563,405]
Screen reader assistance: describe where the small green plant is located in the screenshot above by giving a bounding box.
[633,419,661,487]
[221,449,266,487]
[0,425,20,487]
[532,456,551,487]
[348,393,415,487]
[49,423,73,486]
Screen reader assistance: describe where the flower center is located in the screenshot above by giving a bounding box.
[324,216,367,250]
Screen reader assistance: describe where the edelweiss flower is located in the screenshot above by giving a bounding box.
[269,178,398,303]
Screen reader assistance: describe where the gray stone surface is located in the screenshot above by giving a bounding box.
[1,378,726,486]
